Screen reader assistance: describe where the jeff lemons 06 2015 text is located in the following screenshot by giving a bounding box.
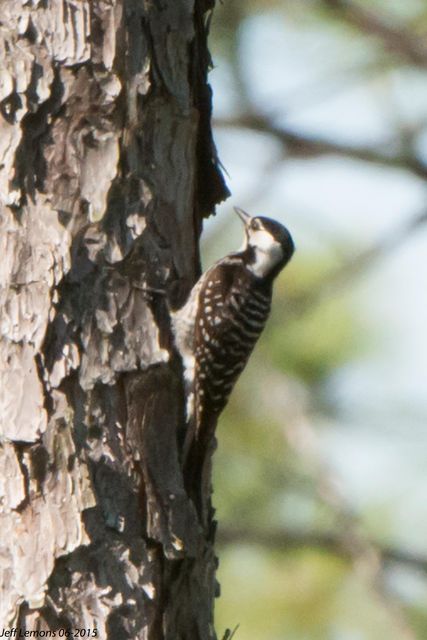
[0,630,98,638]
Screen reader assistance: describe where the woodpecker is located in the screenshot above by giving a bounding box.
[172,207,294,468]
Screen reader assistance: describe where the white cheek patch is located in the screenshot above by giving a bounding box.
[250,229,277,251]
[248,229,283,277]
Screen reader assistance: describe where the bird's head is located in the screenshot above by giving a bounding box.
[235,207,295,279]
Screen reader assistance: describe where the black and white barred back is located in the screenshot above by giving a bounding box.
[194,258,272,418]
[172,208,294,456]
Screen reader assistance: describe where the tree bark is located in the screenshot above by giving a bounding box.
[0,1,228,638]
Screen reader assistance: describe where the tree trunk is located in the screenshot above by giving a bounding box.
[0,1,228,638]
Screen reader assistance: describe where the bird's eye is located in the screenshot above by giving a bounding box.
[251,219,261,230]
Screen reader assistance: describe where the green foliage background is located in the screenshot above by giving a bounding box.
[206,1,427,638]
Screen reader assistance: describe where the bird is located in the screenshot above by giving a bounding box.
[172,207,295,498]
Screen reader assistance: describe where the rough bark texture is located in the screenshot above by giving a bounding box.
[0,1,228,637]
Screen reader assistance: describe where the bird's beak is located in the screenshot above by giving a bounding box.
[234,207,251,226]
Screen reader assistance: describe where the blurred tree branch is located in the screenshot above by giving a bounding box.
[217,526,427,575]
[321,0,427,69]
[215,113,427,180]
